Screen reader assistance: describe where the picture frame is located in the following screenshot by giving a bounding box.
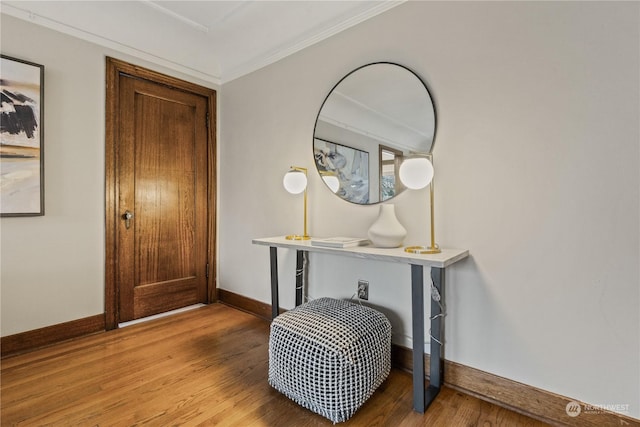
[1,55,44,216]
[314,138,369,204]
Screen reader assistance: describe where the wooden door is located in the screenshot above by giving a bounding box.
[105,58,216,326]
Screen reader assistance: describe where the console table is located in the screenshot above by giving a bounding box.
[252,236,469,413]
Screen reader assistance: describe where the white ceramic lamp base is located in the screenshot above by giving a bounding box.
[367,204,407,248]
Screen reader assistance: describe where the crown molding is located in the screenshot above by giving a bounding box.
[2,1,406,86]
[1,4,222,85]
[220,0,406,83]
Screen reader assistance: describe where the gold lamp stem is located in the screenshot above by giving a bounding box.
[427,165,439,253]
[302,182,309,239]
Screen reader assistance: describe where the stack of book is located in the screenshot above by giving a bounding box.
[310,237,370,248]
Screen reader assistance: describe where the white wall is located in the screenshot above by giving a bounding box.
[0,14,218,336]
[220,1,639,419]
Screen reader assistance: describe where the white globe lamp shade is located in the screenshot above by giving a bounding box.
[283,170,307,194]
[399,157,434,190]
[322,175,340,193]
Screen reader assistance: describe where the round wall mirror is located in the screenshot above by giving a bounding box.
[313,62,436,204]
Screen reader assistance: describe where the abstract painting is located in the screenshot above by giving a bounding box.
[314,138,369,204]
[1,55,44,216]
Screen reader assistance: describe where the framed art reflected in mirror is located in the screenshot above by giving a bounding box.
[314,137,370,204]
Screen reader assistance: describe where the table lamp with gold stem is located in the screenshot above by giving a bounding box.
[282,166,310,240]
[398,153,440,254]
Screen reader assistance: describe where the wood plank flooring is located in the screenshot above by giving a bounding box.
[1,304,550,426]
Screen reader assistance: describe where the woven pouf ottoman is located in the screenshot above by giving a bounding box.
[268,297,392,424]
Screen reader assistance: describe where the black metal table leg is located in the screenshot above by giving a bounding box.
[295,250,304,306]
[411,264,425,412]
[270,247,279,320]
[429,267,445,395]
[411,264,446,413]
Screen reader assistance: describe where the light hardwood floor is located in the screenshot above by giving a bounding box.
[1,304,550,426]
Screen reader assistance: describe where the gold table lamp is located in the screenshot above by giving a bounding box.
[398,153,440,254]
[282,166,310,240]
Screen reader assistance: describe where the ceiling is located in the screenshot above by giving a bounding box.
[1,1,404,85]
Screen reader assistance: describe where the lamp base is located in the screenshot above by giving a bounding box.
[286,234,311,241]
[404,245,441,254]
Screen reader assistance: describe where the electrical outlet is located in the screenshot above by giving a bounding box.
[357,280,369,300]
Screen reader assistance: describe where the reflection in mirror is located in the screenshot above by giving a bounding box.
[380,145,403,202]
[313,62,436,204]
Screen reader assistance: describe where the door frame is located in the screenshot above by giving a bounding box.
[105,57,217,330]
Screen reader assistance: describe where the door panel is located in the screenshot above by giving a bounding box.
[117,75,208,322]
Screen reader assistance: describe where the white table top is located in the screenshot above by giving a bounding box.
[252,236,469,268]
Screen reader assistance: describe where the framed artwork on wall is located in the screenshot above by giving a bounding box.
[314,138,369,204]
[1,55,44,216]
